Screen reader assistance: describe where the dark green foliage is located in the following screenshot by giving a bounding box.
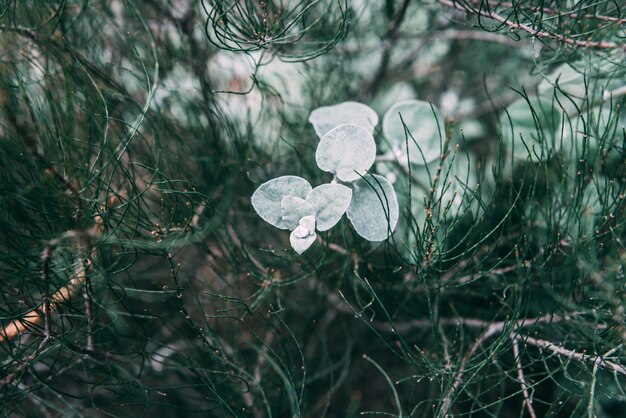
[0,1,624,417]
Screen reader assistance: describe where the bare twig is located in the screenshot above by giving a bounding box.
[0,251,88,343]
[440,324,499,416]
[0,194,114,344]
[0,334,51,388]
[41,247,53,338]
[82,255,94,352]
[519,335,626,377]
[242,330,274,418]
[398,29,523,47]
[439,323,453,371]
[385,311,586,333]
[490,2,626,24]
[436,0,622,49]
[253,330,274,384]
[512,338,538,418]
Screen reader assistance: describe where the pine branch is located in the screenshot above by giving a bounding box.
[436,0,623,49]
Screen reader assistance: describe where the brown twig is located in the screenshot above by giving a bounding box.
[378,311,587,334]
[398,28,523,47]
[436,0,622,49]
[0,193,115,344]
[439,324,500,416]
[512,338,538,418]
[492,2,626,24]
[519,335,626,377]
[0,237,92,343]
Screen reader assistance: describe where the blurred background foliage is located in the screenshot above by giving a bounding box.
[0,0,624,416]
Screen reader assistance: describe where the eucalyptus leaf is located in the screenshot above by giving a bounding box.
[561,107,620,167]
[290,231,317,254]
[538,63,587,102]
[315,124,376,182]
[382,100,445,165]
[289,215,317,254]
[309,101,379,138]
[251,176,312,229]
[281,196,316,231]
[499,96,561,162]
[306,184,352,231]
[347,174,399,242]
[299,214,316,233]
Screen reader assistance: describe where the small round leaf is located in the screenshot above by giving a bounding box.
[382,100,445,165]
[281,196,315,231]
[306,184,352,231]
[309,101,379,138]
[289,216,317,254]
[315,124,376,182]
[499,96,561,162]
[289,231,317,254]
[347,174,399,242]
[251,176,312,229]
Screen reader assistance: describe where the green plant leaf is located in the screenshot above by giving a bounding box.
[499,96,561,162]
[289,215,317,254]
[538,63,587,102]
[309,101,379,138]
[281,196,316,231]
[306,183,352,231]
[315,124,376,182]
[347,174,399,242]
[382,100,445,165]
[251,176,312,229]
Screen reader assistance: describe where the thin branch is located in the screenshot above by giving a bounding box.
[386,311,583,333]
[398,28,523,47]
[440,324,499,416]
[519,335,626,377]
[0,334,51,388]
[513,338,538,418]
[0,253,88,343]
[41,247,53,338]
[436,0,622,49]
[493,2,626,24]
[0,195,113,344]
[361,0,412,99]
[439,323,453,372]
[82,255,94,352]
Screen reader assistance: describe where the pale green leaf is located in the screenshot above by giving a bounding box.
[538,63,587,102]
[309,101,379,138]
[499,96,561,162]
[281,196,316,231]
[306,184,352,231]
[289,215,317,254]
[315,124,376,182]
[382,100,445,165]
[347,174,399,242]
[251,176,312,229]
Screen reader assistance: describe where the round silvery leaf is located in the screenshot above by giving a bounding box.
[298,215,316,233]
[538,63,587,102]
[281,196,316,231]
[289,215,317,254]
[251,176,312,229]
[309,101,379,138]
[290,231,317,254]
[382,100,445,165]
[347,174,399,242]
[560,107,620,168]
[315,124,376,182]
[306,184,352,231]
[499,96,561,162]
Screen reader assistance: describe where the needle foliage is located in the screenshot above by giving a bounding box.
[0,1,624,417]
